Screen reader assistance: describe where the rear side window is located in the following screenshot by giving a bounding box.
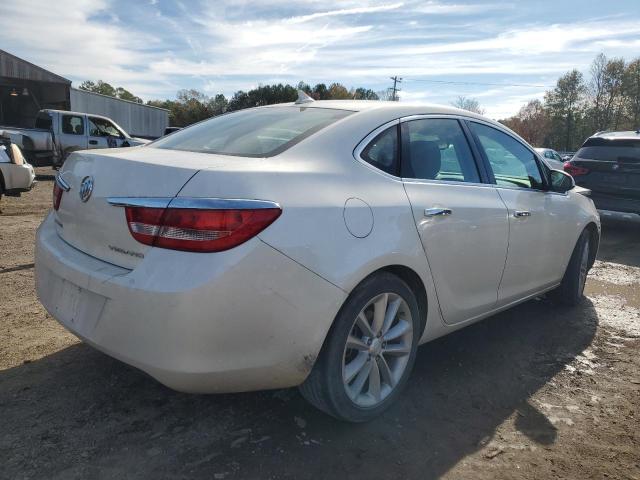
[577,138,640,162]
[151,107,353,158]
[401,118,480,183]
[361,126,399,175]
[62,115,84,135]
[470,122,544,190]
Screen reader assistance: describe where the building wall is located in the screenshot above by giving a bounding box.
[70,88,168,138]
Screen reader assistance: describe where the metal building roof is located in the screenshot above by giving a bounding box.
[0,49,71,84]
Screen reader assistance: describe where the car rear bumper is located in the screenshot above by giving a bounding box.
[589,192,640,215]
[35,213,346,393]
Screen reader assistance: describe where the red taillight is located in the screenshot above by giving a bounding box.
[124,206,282,252]
[53,182,63,210]
[564,162,589,177]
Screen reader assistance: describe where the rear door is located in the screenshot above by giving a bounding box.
[58,113,88,157]
[399,116,509,325]
[467,121,576,304]
[88,116,128,149]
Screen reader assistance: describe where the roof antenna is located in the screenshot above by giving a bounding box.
[295,89,314,105]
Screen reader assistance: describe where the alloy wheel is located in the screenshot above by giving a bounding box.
[342,292,413,408]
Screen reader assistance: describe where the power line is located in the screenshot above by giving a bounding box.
[403,78,555,88]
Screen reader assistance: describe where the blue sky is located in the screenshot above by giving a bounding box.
[1,0,639,118]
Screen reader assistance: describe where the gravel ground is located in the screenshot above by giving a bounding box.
[1,170,639,480]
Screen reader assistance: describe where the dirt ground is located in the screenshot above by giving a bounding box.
[1,171,639,480]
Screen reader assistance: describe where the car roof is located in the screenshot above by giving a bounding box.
[590,130,640,141]
[43,109,112,121]
[269,99,490,120]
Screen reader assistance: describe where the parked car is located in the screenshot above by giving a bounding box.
[35,96,600,422]
[0,136,35,202]
[565,130,640,216]
[0,109,149,168]
[535,147,565,170]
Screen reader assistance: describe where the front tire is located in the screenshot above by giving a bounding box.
[552,230,591,306]
[299,273,420,422]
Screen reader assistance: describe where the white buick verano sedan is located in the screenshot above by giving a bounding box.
[36,95,600,422]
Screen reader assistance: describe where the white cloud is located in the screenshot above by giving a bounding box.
[285,3,403,23]
[0,0,637,117]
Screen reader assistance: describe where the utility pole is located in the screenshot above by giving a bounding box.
[390,76,402,101]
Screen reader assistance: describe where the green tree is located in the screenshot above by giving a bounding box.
[79,80,116,97]
[353,88,379,100]
[80,80,142,103]
[327,83,351,99]
[545,70,588,151]
[312,83,329,100]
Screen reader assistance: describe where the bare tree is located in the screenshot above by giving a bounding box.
[623,58,640,129]
[451,96,485,115]
[589,54,626,131]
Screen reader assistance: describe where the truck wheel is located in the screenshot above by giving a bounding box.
[299,273,420,422]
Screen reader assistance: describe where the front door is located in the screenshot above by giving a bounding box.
[88,116,127,149]
[467,121,575,304]
[401,117,509,325]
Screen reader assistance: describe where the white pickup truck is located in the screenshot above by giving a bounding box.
[0,136,35,201]
[0,109,149,168]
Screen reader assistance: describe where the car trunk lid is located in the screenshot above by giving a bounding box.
[54,148,205,269]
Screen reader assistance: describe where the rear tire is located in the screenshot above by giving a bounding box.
[299,272,420,422]
[551,230,590,306]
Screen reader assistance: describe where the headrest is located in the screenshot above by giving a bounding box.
[409,140,441,180]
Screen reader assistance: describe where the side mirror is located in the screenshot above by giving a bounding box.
[549,169,575,193]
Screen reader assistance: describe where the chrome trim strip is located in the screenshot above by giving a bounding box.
[107,197,172,209]
[169,197,281,210]
[55,174,70,192]
[107,197,281,210]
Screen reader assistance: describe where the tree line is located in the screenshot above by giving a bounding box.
[80,80,380,128]
[500,54,640,152]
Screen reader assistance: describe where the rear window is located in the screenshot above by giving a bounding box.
[34,112,52,130]
[150,106,353,157]
[577,138,640,162]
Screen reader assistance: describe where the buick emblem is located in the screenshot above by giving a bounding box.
[79,176,94,202]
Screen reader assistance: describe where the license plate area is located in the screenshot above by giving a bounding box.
[39,265,107,336]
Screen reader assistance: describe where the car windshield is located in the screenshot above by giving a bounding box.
[577,139,640,162]
[150,106,353,157]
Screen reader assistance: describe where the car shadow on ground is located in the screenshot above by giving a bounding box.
[2,297,597,479]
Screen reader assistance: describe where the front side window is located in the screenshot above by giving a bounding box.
[470,122,544,189]
[62,115,84,135]
[401,118,480,183]
[151,106,353,158]
[361,126,398,175]
[89,117,123,138]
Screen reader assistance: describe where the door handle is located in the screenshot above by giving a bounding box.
[89,140,98,145]
[424,207,452,217]
[514,210,531,218]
